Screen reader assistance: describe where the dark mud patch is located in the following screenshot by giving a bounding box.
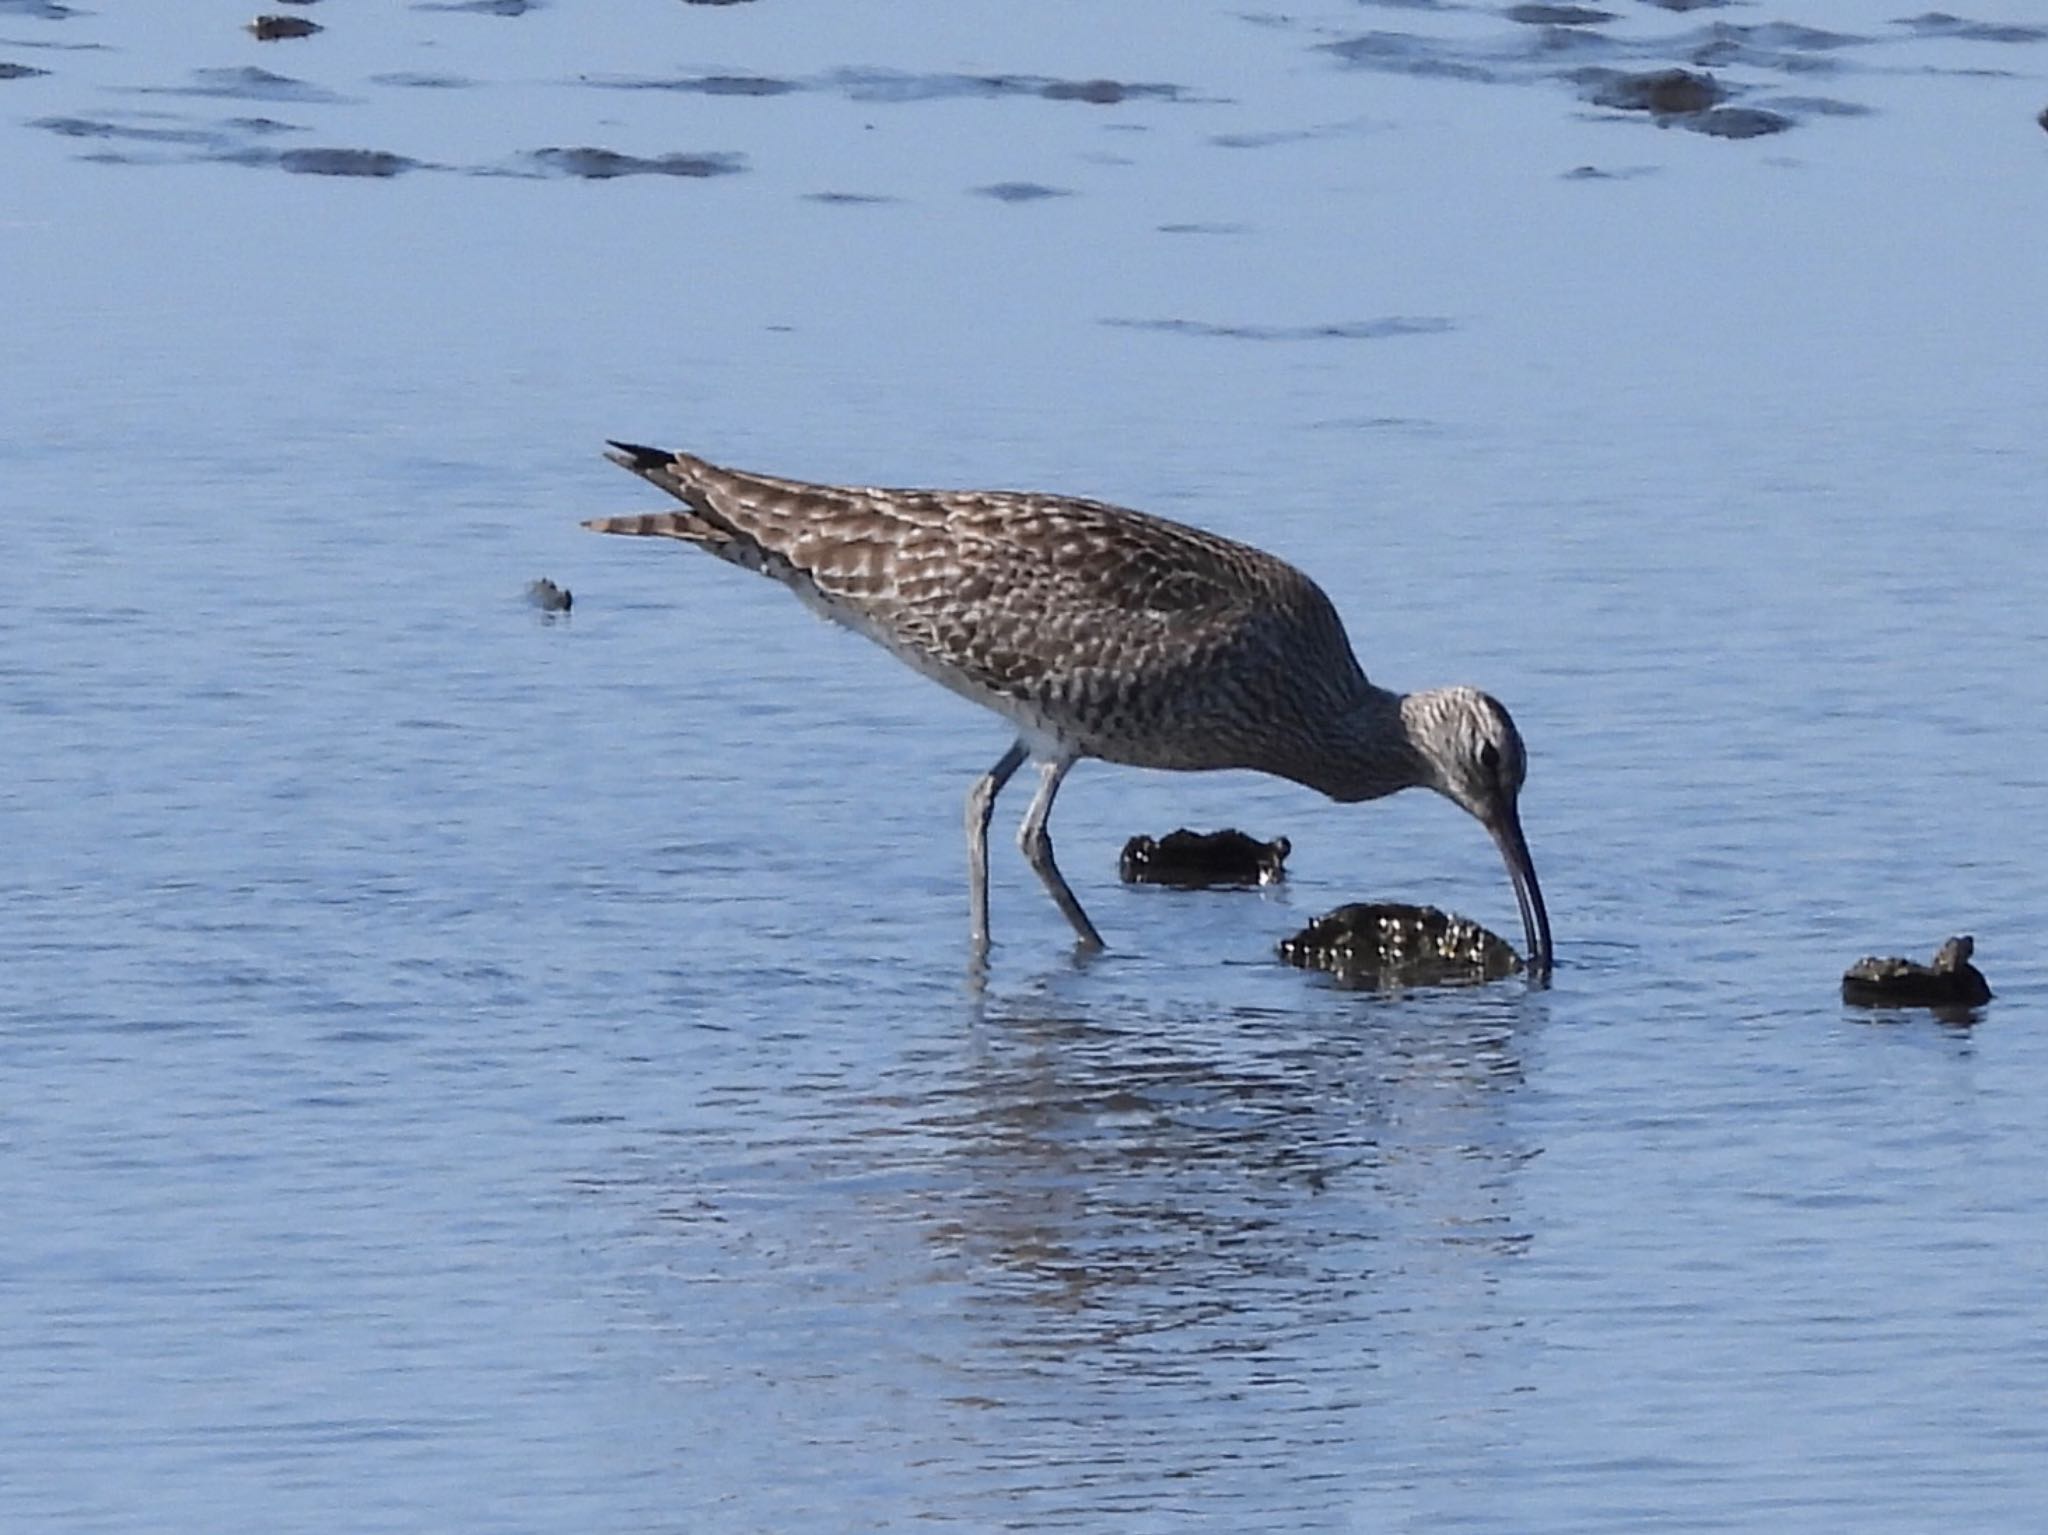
[1505,4,1616,24]
[1103,315,1453,341]
[525,146,746,178]
[973,180,1070,202]
[1562,162,1660,178]
[588,66,1196,107]
[0,0,82,15]
[1579,66,1725,114]
[132,66,345,104]
[248,15,322,39]
[1318,15,1911,133]
[821,67,1191,104]
[802,190,898,205]
[601,72,797,96]
[371,71,475,88]
[1894,12,2048,44]
[1322,33,1500,83]
[1,60,50,79]
[1755,94,1875,118]
[1209,117,1385,149]
[35,114,232,147]
[1683,105,1793,138]
[226,146,420,175]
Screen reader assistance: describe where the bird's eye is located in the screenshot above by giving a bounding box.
[1478,741,1501,776]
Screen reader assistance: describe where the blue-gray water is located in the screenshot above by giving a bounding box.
[5,3,2046,1530]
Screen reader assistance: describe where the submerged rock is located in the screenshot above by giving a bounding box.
[526,577,573,612]
[1279,903,1522,986]
[1843,936,1992,1012]
[248,15,322,39]
[1118,828,1289,887]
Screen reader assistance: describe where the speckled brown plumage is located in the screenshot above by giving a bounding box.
[585,440,1553,972]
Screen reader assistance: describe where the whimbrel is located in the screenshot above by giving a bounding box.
[586,442,1553,974]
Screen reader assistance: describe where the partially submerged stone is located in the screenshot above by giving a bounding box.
[1279,903,1521,986]
[527,577,573,612]
[1843,935,1992,1011]
[1119,828,1289,888]
[249,15,322,39]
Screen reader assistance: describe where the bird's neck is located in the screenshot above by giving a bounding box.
[1296,686,1435,804]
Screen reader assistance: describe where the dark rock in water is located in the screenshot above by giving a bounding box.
[1280,903,1521,986]
[2039,105,2048,135]
[527,577,572,612]
[249,14,322,38]
[1843,936,1992,1013]
[1684,106,1794,139]
[1580,67,1724,115]
[2,62,52,81]
[1118,828,1289,888]
[275,147,414,176]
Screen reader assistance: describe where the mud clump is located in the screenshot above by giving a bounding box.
[1280,903,1522,987]
[1118,828,1289,888]
[1843,936,1992,1014]
[248,15,321,39]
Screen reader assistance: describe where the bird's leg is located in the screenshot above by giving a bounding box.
[965,739,1029,950]
[1017,755,1105,950]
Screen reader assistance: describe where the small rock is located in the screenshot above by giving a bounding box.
[2038,105,2048,134]
[249,15,322,39]
[527,577,573,612]
[1843,935,1992,1013]
[1280,903,1522,987]
[1118,828,1289,887]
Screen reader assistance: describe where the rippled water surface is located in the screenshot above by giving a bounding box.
[5,2,2047,1530]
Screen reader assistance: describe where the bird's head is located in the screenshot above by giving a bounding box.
[1404,687,1553,979]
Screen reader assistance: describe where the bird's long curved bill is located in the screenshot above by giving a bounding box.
[1489,810,1553,981]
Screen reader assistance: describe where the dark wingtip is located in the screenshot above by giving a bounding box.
[604,439,674,471]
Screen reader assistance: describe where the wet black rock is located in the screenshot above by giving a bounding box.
[1279,903,1522,986]
[1580,66,1725,115]
[1843,936,1992,1012]
[527,578,572,613]
[249,14,321,38]
[1118,829,1289,888]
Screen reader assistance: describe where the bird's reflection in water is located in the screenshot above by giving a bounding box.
[603,971,1546,1527]
[918,980,1536,1352]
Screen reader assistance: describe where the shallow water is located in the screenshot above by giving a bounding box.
[4,2,2047,1530]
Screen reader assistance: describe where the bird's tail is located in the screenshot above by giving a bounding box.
[581,511,711,539]
[587,440,724,540]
